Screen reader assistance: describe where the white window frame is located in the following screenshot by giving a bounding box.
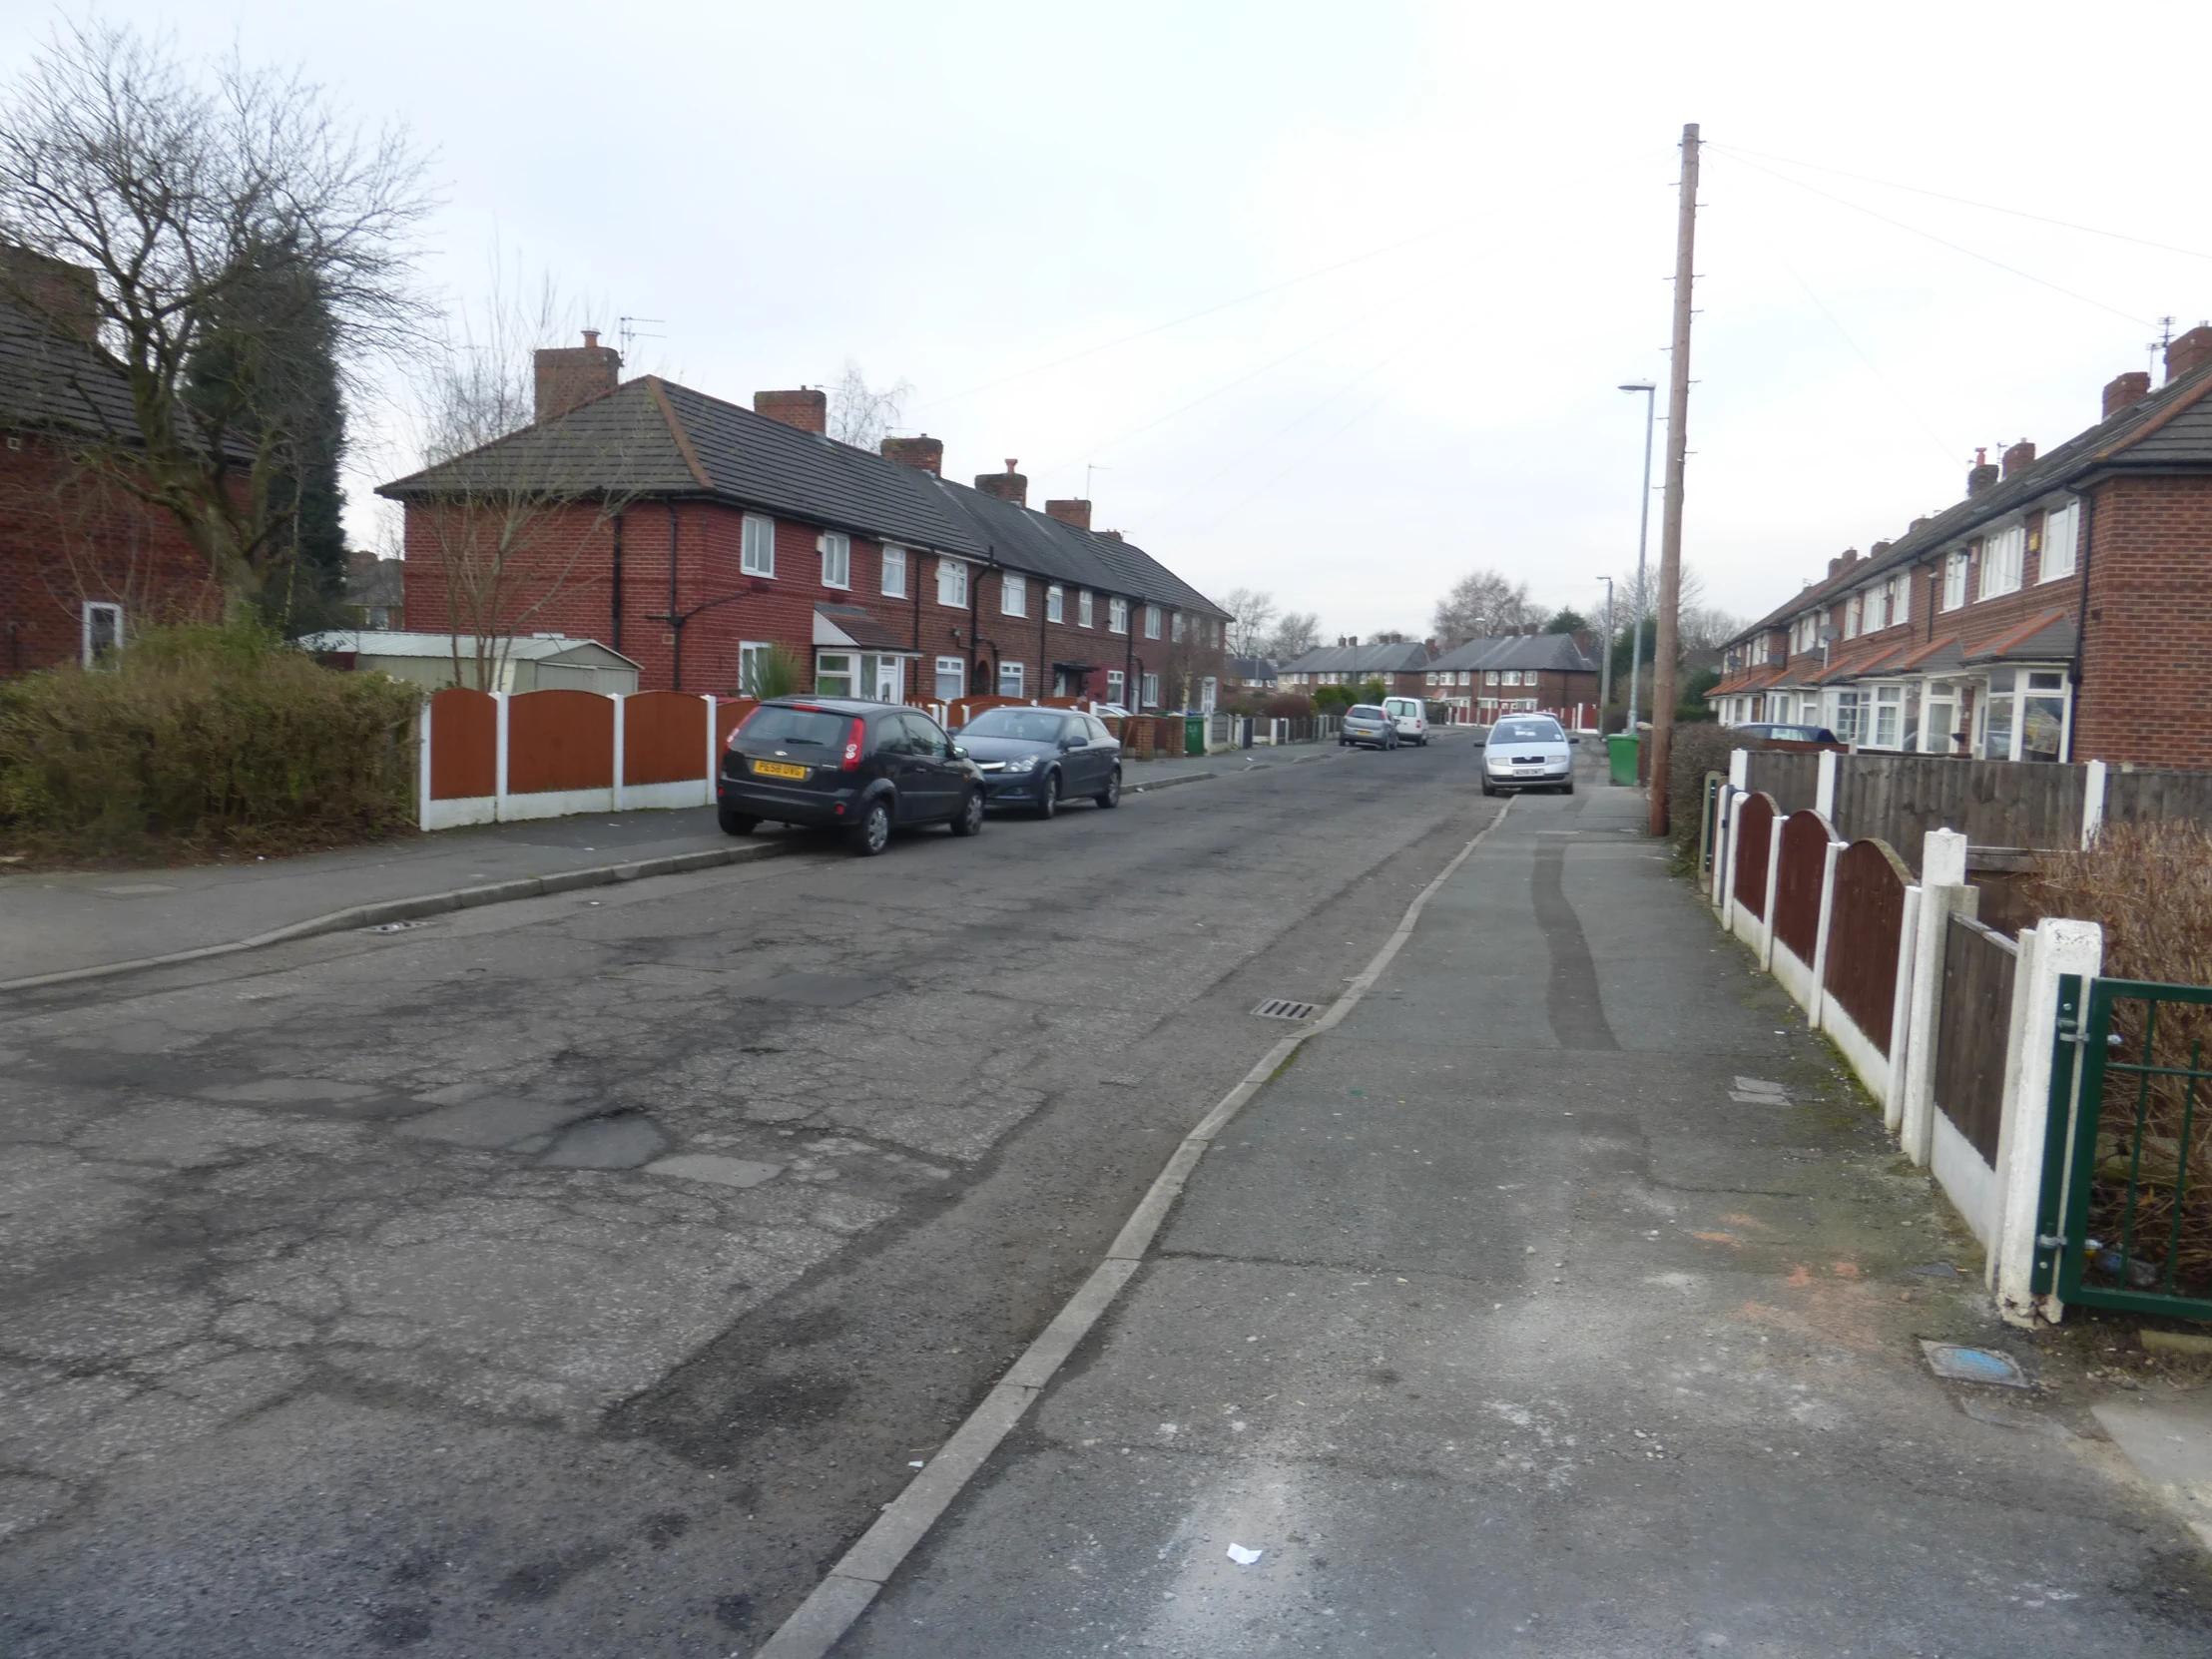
[82,600,124,666]
[815,651,855,697]
[1865,583,1888,633]
[1109,597,1129,635]
[1981,525,2024,599]
[1942,550,1968,611]
[1105,668,1125,703]
[1140,672,1160,709]
[1171,611,1186,644]
[1001,572,1027,618]
[2041,501,2078,582]
[881,543,907,598]
[742,514,776,578]
[820,531,850,590]
[937,557,969,609]
[998,660,1024,697]
[1844,595,1862,639]
[738,640,775,696]
[1078,589,1094,628]
[1144,604,1162,640]
[934,655,966,700]
[1046,584,1064,624]
[1891,572,1910,627]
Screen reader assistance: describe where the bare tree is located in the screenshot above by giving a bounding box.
[1219,587,1279,657]
[0,20,432,608]
[828,360,912,450]
[1430,568,1534,647]
[1265,610,1321,661]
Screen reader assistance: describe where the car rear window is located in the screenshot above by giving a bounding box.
[739,706,849,748]
[962,708,1068,742]
[1492,720,1562,743]
[1349,705,1384,718]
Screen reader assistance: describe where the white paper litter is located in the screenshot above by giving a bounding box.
[1226,1543,1263,1566]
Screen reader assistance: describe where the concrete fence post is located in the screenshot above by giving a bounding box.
[416,700,433,832]
[610,694,627,813]
[1728,748,1749,791]
[1991,918,2104,1326]
[1815,749,1839,822]
[1807,836,1845,1027]
[492,692,511,825]
[1719,793,1744,930]
[702,695,719,806]
[1885,884,1923,1129]
[2080,758,2107,849]
[1899,829,1971,1165]
[1759,821,1785,971]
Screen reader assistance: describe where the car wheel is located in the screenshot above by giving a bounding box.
[717,807,757,836]
[847,799,892,856]
[1562,778,1576,795]
[1095,769,1121,809]
[949,788,983,836]
[1480,778,1496,796]
[1036,771,1059,820]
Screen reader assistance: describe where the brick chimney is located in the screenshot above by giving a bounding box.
[755,388,827,433]
[2001,439,2036,477]
[1097,529,1123,541]
[0,247,101,340]
[1044,498,1091,530]
[533,330,621,423]
[1423,637,1437,656]
[1909,516,1933,533]
[1966,448,1998,497]
[2103,370,2151,418]
[973,459,1026,506]
[2165,324,2212,384]
[880,434,943,474]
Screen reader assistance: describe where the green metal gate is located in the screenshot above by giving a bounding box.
[2034,974,2212,1319]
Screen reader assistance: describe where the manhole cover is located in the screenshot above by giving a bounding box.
[1253,997,1321,1021]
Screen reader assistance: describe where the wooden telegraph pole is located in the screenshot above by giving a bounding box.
[1648,122,1699,836]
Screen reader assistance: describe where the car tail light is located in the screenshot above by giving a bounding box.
[841,717,865,771]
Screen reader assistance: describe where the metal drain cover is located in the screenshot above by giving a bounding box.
[1253,997,1322,1021]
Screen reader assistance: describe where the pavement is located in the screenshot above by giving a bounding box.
[830,764,2212,1657]
[0,747,1281,985]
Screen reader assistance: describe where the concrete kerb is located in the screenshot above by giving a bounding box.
[0,839,798,995]
[751,796,1517,1659]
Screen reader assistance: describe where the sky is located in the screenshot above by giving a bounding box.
[9,0,2212,642]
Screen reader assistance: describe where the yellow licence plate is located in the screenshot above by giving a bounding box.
[752,760,808,780]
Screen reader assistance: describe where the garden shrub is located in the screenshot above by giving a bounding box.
[0,623,422,858]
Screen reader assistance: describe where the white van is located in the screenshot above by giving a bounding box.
[1382,696,1428,746]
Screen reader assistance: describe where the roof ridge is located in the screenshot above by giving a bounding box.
[643,376,713,491]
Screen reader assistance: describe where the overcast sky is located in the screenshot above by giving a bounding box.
[12,1,2211,639]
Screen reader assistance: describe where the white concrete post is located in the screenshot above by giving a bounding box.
[1885,884,1923,1129]
[1720,793,1745,930]
[1991,918,2103,1327]
[1899,829,1971,1165]
[2080,758,2107,849]
[1728,748,1750,791]
[703,695,719,807]
[492,692,510,824]
[416,700,433,832]
[1815,749,1839,822]
[1759,818,1785,971]
[610,693,626,812]
[1807,836,1845,1026]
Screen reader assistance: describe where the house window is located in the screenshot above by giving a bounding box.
[1141,672,1160,708]
[1046,584,1064,623]
[934,655,965,700]
[1891,572,1910,626]
[1171,611,1186,644]
[1001,573,1027,617]
[998,660,1024,697]
[1923,681,1958,754]
[742,514,776,577]
[881,544,907,598]
[1982,526,2023,598]
[816,652,855,696]
[1144,605,1161,640]
[82,601,124,666]
[1942,550,1967,611]
[1108,597,1128,634]
[2042,501,2078,581]
[1871,684,1902,750]
[820,531,850,589]
[738,640,775,696]
[1105,669,1125,703]
[1844,595,1862,639]
[1078,589,1094,628]
[1865,584,1888,633]
[937,558,968,608]
[2021,670,2069,762]
[1485,671,1499,686]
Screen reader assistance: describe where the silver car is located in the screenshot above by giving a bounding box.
[1339,704,1399,750]
[1480,715,1575,795]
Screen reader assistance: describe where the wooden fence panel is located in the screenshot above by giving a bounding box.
[2104,768,2212,830]
[715,699,758,751]
[1830,756,2085,868]
[507,689,613,795]
[1932,914,2018,1163]
[1772,809,1833,963]
[1733,792,1779,919]
[1746,752,1822,815]
[1824,838,1911,1053]
[428,687,496,802]
[623,692,708,786]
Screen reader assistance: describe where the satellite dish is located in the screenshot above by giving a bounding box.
[1818,624,1840,644]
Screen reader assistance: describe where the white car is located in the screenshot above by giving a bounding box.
[1382,696,1428,746]
[1480,715,1575,796]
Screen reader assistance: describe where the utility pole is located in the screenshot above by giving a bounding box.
[1595,576,1614,721]
[1648,122,1699,837]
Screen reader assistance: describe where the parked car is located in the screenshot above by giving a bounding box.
[1340,705,1399,750]
[954,707,1122,818]
[718,698,983,855]
[1729,722,1842,745]
[1382,696,1429,746]
[1480,715,1576,795]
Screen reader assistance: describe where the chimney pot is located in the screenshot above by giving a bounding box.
[533,330,623,423]
[2103,370,2152,419]
[1870,540,1893,558]
[973,460,1028,507]
[755,388,828,434]
[1909,515,1932,533]
[2001,439,2036,477]
[2164,323,2212,384]
[880,434,943,474]
[1966,450,1998,497]
[1044,498,1092,530]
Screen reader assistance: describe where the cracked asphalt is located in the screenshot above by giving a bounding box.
[0,739,1494,1656]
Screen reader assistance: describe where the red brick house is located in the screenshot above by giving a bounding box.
[1423,633,1600,727]
[0,253,220,675]
[1277,639,1433,699]
[380,337,1230,709]
[1710,325,2212,767]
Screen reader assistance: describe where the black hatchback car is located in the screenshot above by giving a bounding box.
[717,698,984,855]
[954,707,1123,818]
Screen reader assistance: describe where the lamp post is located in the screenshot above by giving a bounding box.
[1595,576,1614,728]
[1620,380,1657,733]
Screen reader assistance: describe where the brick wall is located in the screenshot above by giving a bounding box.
[2074,473,2212,767]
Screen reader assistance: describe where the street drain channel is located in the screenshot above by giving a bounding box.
[1252,997,1322,1021]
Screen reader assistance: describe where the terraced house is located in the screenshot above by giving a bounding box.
[1422,633,1599,727]
[382,335,1229,709]
[1710,324,2212,768]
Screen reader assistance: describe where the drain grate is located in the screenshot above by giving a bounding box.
[1253,997,1322,1021]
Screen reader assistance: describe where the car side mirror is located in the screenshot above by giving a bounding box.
[951,745,968,761]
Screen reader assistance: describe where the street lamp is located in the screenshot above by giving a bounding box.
[1619,381,1657,733]
[1595,576,1613,728]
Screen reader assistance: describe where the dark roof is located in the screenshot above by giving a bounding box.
[379,375,1226,620]
[816,603,909,652]
[0,297,139,439]
[1964,608,2076,663]
[1427,634,1597,673]
[1228,655,1278,680]
[1279,642,1432,675]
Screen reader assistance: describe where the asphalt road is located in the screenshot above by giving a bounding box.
[0,734,1500,1657]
